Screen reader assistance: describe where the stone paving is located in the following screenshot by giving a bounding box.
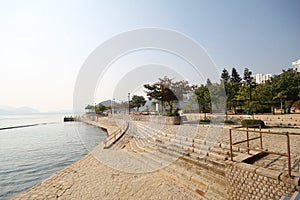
[12,152,199,200]
[11,118,200,200]
[11,114,300,199]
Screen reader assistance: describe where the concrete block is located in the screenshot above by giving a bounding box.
[256,167,282,180]
[236,162,258,172]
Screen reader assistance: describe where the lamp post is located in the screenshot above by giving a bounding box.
[111,98,115,114]
[160,84,164,114]
[128,93,131,114]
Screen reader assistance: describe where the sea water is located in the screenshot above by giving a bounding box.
[0,114,106,200]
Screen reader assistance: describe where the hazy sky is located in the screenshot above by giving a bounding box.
[0,0,299,112]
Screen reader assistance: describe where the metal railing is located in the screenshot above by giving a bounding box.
[104,122,129,149]
[229,125,300,177]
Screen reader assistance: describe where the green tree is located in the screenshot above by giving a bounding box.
[95,104,107,114]
[130,95,146,111]
[252,81,274,114]
[85,104,95,113]
[194,84,211,119]
[144,77,191,113]
[221,68,230,114]
[273,91,286,114]
[233,84,250,114]
[229,68,242,113]
[221,68,230,83]
[230,67,242,83]
[272,69,300,113]
[243,68,253,85]
[243,68,255,108]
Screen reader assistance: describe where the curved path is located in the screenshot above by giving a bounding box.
[11,117,199,200]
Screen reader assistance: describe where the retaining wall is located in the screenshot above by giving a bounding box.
[226,161,299,200]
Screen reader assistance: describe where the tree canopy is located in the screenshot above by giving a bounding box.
[130,95,146,111]
[144,76,191,113]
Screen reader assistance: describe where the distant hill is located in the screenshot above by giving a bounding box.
[0,105,39,115]
[98,100,118,107]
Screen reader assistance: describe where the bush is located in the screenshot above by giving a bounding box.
[224,120,234,124]
[199,119,211,124]
[241,119,265,128]
[163,112,180,117]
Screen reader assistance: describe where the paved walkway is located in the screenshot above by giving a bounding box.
[11,118,199,200]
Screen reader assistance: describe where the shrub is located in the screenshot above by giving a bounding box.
[241,119,265,128]
[163,112,180,117]
[199,119,211,124]
[224,120,234,124]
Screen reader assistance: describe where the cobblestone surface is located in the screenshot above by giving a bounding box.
[10,114,300,199]
[12,152,199,200]
[11,118,200,200]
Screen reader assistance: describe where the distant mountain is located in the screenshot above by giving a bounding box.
[0,105,39,115]
[98,100,117,107]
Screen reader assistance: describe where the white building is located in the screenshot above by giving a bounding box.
[292,59,300,72]
[254,73,272,84]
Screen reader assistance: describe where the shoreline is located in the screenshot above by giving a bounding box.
[11,116,197,200]
[10,116,119,200]
[10,114,300,199]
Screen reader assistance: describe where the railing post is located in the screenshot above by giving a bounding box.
[229,129,233,161]
[259,124,263,149]
[246,127,250,154]
[286,133,291,177]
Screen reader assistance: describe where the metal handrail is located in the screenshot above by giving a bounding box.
[229,125,299,177]
[104,122,129,149]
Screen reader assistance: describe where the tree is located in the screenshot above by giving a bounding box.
[221,68,230,113]
[252,81,274,114]
[95,104,107,114]
[130,95,146,111]
[273,91,286,114]
[208,82,226,114]
[221,68,230,83]
[233,85,249,113]
[144,76,191,113]
[85,104,94,109]
[206,78,212,86]
[243,67,253,85]
[85,104,95,113]
[272,69,300,113]
[194,84,211,119]
[230,67,242,83]
[243,68,255,108]
[228,68,242,113]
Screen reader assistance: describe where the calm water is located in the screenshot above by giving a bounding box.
[0,114,107,200]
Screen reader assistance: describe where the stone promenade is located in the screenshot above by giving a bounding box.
[11,117,199,200]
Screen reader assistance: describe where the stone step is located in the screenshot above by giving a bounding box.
[159,162,226,200]
[182,154,225,176]
[208,151,228,161]
[130,138,145,153]
[210,147,230,156]
[126,132,226,199]
[174,159,227,199]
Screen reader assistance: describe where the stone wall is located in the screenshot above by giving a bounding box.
[225,161,299,200]
[130,115,181,125]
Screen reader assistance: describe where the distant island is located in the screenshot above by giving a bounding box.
[0,105,39,115]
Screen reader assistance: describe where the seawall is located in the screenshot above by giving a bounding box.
[10,116,197,200]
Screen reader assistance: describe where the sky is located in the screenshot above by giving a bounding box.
[0,0,299,112]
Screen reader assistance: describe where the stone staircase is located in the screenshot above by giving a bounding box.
[111,121,245,199]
